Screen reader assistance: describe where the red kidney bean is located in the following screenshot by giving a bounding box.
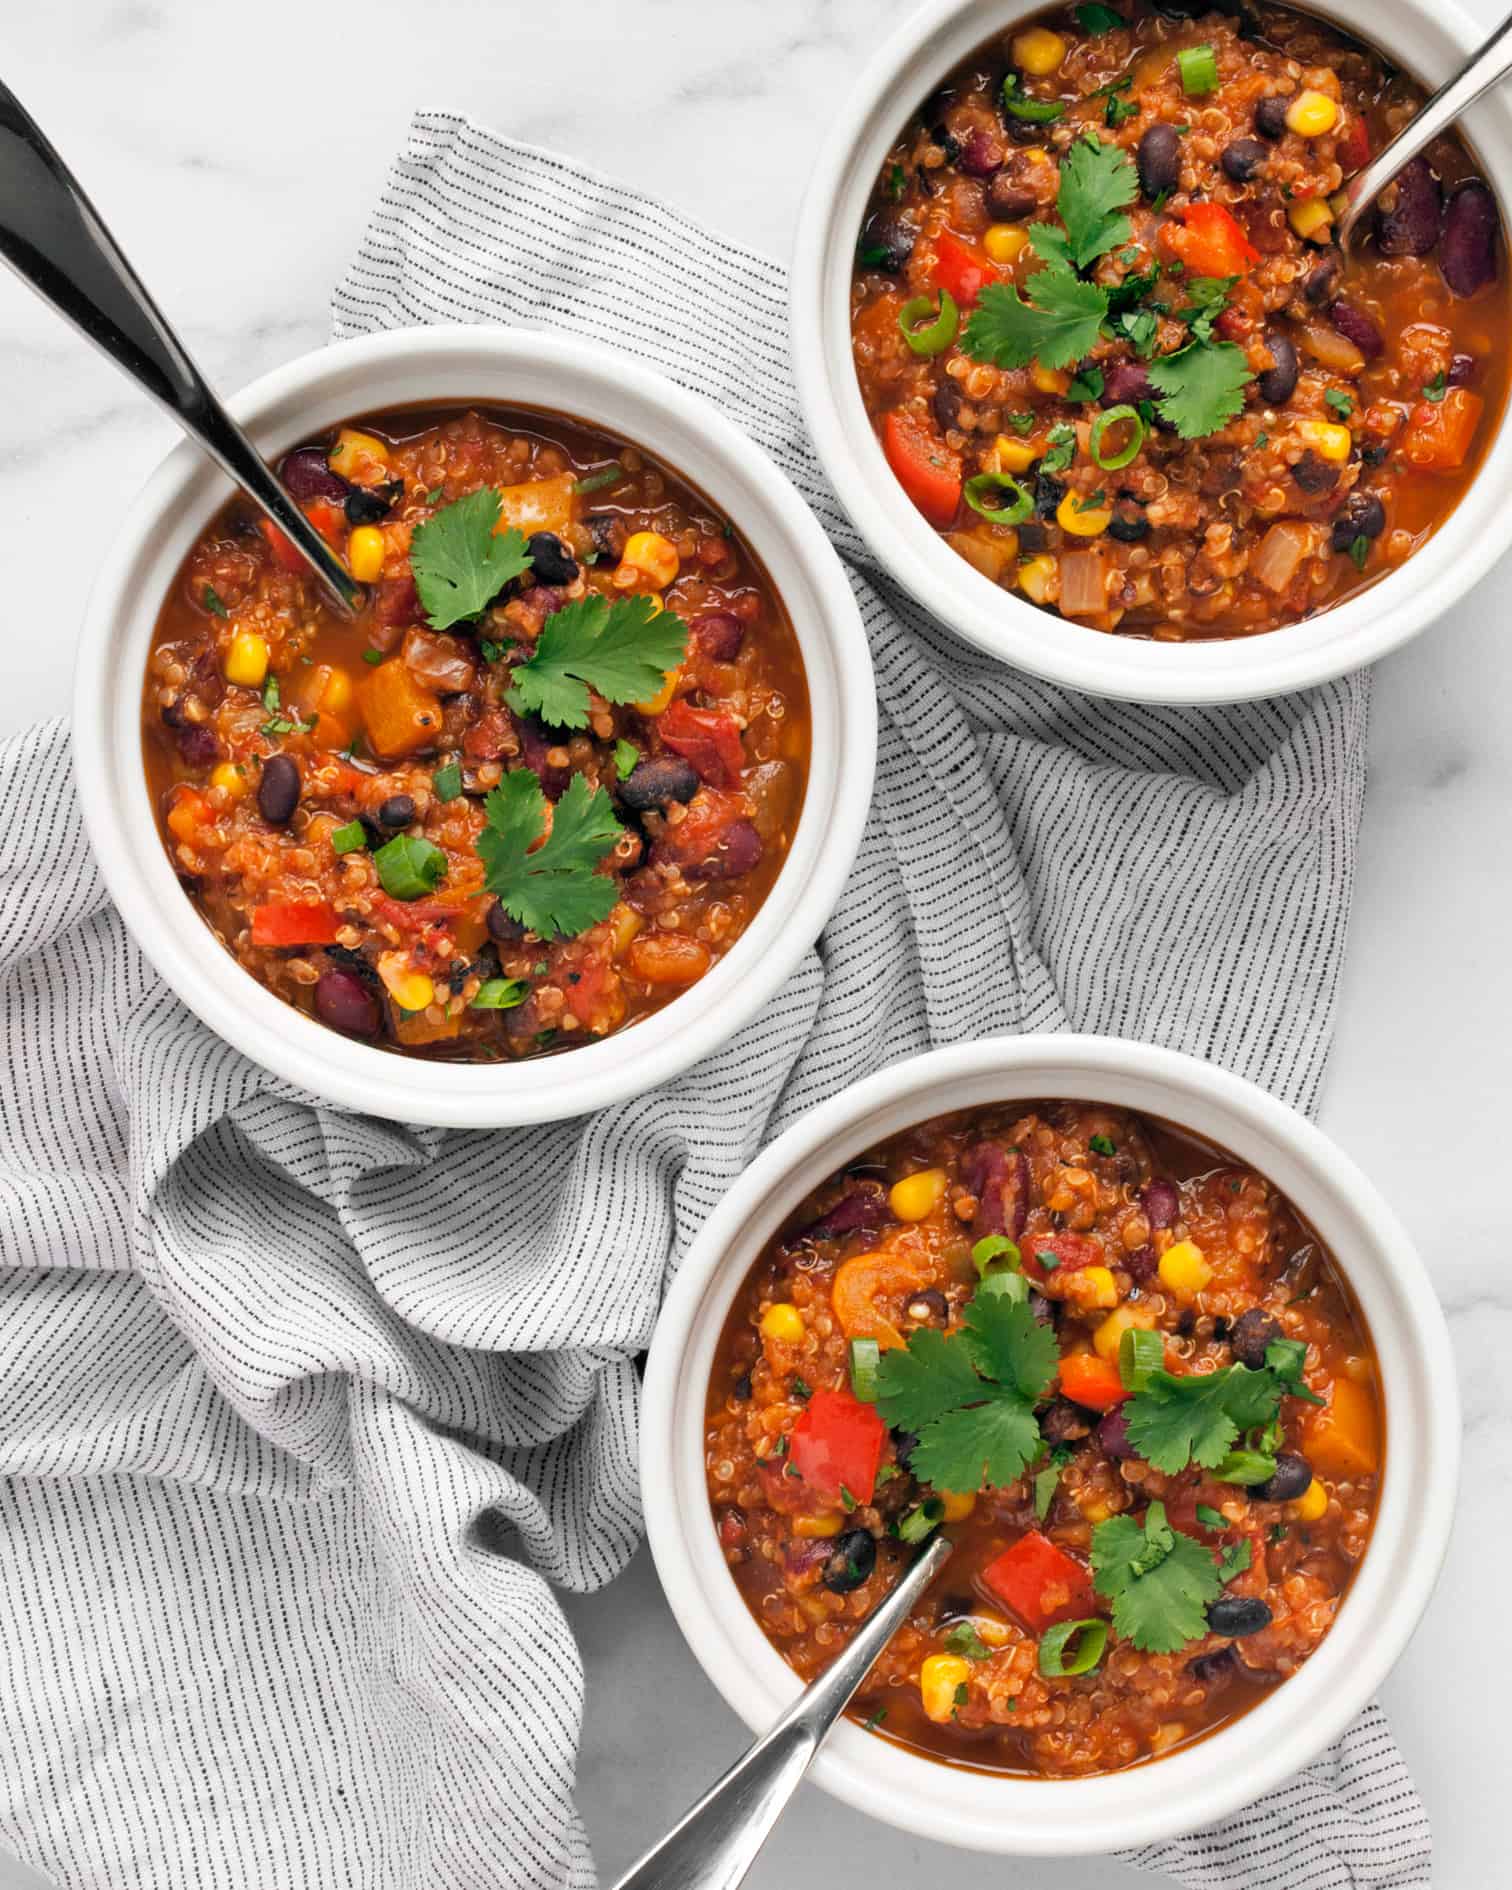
[690,611,746,662]
[486,900,526,944]
[175,724,220,768]
[1449,351,1479,387]
[1375,157,1442,257]
[1097,1409,1137,1460]
[962,1142,1029,1240]
[280,446,351,503]
[314,967,381,1037]
[985,175,1037,221]
[683,819,763,881]
[1330,298,1383,359]
[1101,358,1154,404]
[958,129,1004,176]
[795,1187,893,1245]
[1141,1177,1180,1229]
[1125,1243,1158,1282]
[1440,179,1499,296]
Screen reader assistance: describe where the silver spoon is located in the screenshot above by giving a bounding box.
[610,1533,952,1890]
[0,77,360,613]
[1338,8,1512,250]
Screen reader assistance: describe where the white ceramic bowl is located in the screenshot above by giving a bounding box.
[791,0,1512,703]
[72,327,874,1127]
[642,1036,1458,1853]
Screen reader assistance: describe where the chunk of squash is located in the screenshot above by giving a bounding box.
[494,473,575,540]
[357,659,444,760]
[1304,1373,1380,1480]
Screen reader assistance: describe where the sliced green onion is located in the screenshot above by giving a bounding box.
[897,1497,945,1544]
[433,760,463,803]
[1003,75,1067,123]
[572,464,625,495]
[361,648,384,665]
[1195,1503,1227,1531]
[1177,44,1218,96]
[1090,404,1147,470]
[964,471,1034,526]
[613,739,640,778]
[202,584,229,619]
[1212,1449,1278,1486]
[330,819,368,856]
[1037,1617,1109,1678]
[373,833,447,901]
[1089,1133,1116,1156]
[972,1234,1022,1280]
[897,289,959,357]
[849,1336,882,1403]
[1119,1325,1164,1393]
[975,1268,1029,1306]
[1076,2,1125,30]
[471,978,530,1010]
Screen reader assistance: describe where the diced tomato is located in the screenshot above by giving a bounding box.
[982,1531,1097,1633]
[1057,1352,1130,1413]
[882,409,963,528]
[259,500,344,574]
[1336,114,1370,174]
[930,229,1002,309]
[259,517,306,574]
[788,1387,887,1507]
[372,895,470,933]
[304,499,346,545]
[1161,202,1259,278]
[249,901,341,948]
[1020,1232,1102,1283]
[1403,388,1483,472]
[658,701,746,789]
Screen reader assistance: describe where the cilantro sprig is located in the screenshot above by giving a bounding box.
[507,593,688,730]
[874,1279,1058,1495]
[1122,1363,1283,1474]
[410,489,534,631]
[1148,340,1253,439]
[476,769,622,938]
[1091,1501,1223,1653]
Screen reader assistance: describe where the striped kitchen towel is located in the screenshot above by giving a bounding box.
[0,116,1424,1890]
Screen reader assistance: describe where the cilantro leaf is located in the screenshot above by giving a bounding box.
[1092,1502,1223,1653]
[1056,134,1139,270]
[476,769,622,938]
[1217,1539,1253,1584]
[1173,274,1237,343]
[410,489,534,631]
[962,1292,1059,1403]
[875,1327,984,1434]
[1123,1365,1283,1473]
[961,263,1109,373]
[1149,340,1253,439]
[943,1620,993,1660]
[910,1392,1043,1496]
[507,594,688,730]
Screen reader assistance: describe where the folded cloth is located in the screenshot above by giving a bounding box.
[0,115,1424,1890]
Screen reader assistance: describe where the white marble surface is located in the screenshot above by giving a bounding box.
[1,1,1508,1885]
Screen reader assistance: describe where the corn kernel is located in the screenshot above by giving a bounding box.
[1158,1239,1213,1301]
[224,631,270,688]
[1057,492,1112,537]
[319,666,354,716]
[608,903,644,959]
[1018,554,1058,604]
[621,530,680,589]
[634,666,680,716]
[328,427,391,483]
[347,525,386,584]
[1287,196,1334,241]
[1292,1478,1329,1523]
[1075,1265,1120,1310]
[983,222,1030,264]
[889,1167,948,1222]
[209,762,247,798]
[1295,418,1352,462]
[1031,362,1071,395]
[760,1302,805,1344]
[793,1512,844,1539]
[938,1489,977,1523]
[390,972,434,1013]
[1093,1302,1158,1361]
[970,1613,1010,1648]
[993,433,1038,473]
[1286,89,1338,137]
[1013,26,1067,75]
[919,1654,971,1724]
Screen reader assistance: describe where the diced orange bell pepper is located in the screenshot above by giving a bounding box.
[1403,388,1483,472]
[930,229,1003,309]
[1303,1374,1380,1480]
[882,410,963,528]
[982,1531,1097,1633]
[1161,202,1259,277]
[250,901,341,948]
[356,659,445,760]
[832,1247,933,1350]
[1057,1352,1130,1413]
[166,790,210,843]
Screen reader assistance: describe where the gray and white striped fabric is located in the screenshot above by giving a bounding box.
[0,115,1425,1890]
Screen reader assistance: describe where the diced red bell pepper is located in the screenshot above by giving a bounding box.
[882,410,963,528]
[1161,202,1259,278]
[1336,114,1370,175]
[1057,1352,1130,1413]
[259,517,306,574]
[982,1530,1097,1633]
[930,229,1003,309]
[259,500,345,574]
[788,1387,887,1507]
[1020,1231,1102,1283]
[658,701,746,789]
[249,901,341,948]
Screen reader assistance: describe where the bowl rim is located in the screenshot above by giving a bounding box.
[641,1035,1460,1853]
[71,325,875,1126]
[789,0,1512,704]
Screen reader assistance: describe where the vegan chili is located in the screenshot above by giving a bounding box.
[851,1,1508,637]
[706,1101,1382,1776]
[144,405,808,1057]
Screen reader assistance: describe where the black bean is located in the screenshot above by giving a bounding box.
[1441,179,1499,298]
[1221,137,1268,183]
[1098,1408,1137,1460]
[257,754,300,826]
[620,756,700,811]
[1206,1595,1274,1637]
[1291,450,1338,495]
[891,1428,919,1469]
[1330,490,1386,550]
[487,900,526,944]
[731,1373,752,1401]
[1302,249,1342,307]
[280,445,350,504]
[1028,1289,1058,1328]
[1125,1243,1157,1281]
[1108,497,1150,543]
[934,378,963,434]
[175,724,220,768]
[986,175,1037,222]
[1254,94,1291,140]
[526,532,579,586]
[314,966,381,1037]
[1041,1398,1092,1445]
[1187,1646,1237,1686]
[1101,359,1154,405]
[1016,521,1048,553]
[1034,473,1065,518]
[1229,1308,1282,1369]
[1330,298,1383,359]
[905,1288,950,1325]
[1137,123,1181,201]
[1257,332,1299,406]
[1256,1452,1312,1502]
[587,514,628,564]
[377,793,416,829]
[860,207,917,273]
[1375,156,1443,258]
[927,123,962,166]
[822,1528,877,1594]
[1448,351,1479,388]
